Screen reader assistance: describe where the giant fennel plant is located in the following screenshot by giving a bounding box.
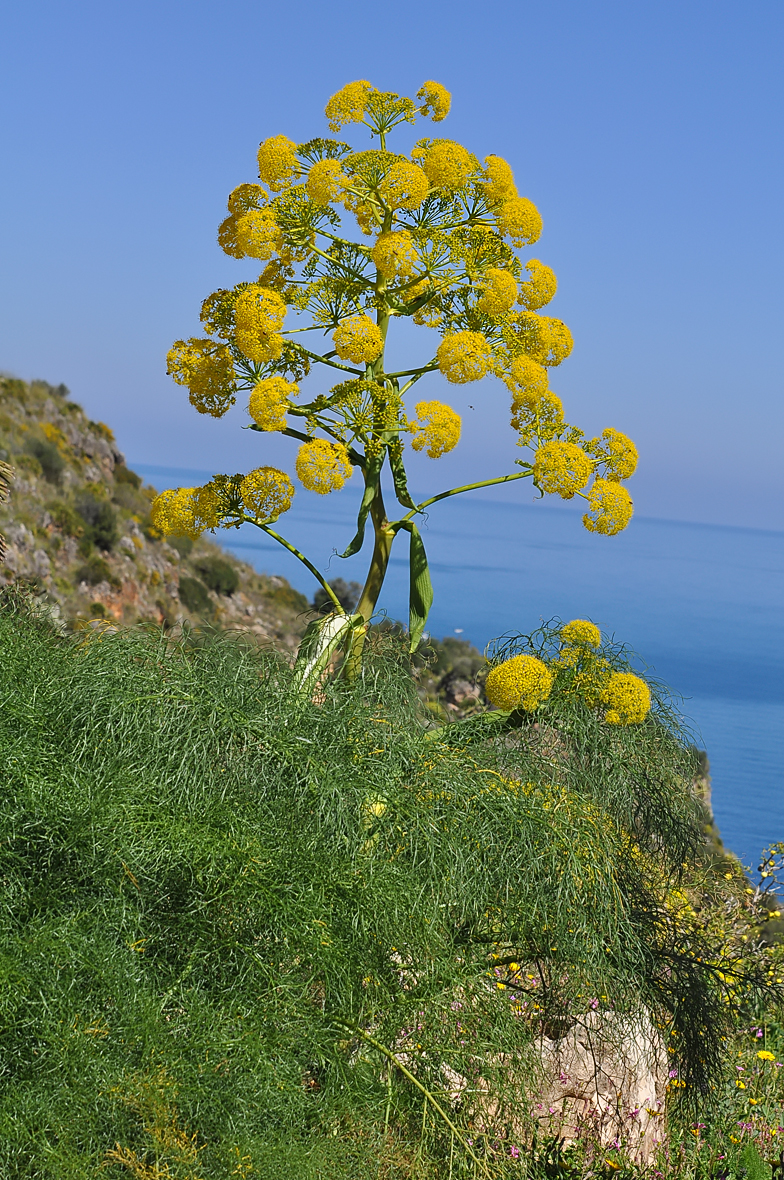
[152,79,637,684]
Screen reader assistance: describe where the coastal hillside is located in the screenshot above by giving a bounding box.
[0,375,313,648]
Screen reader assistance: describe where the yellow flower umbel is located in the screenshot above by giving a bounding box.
[379,161,429,210]
[234,209,283,260]
[248,376,298,432]
[372,231,419,279]
[534,441,593,499]
[240,467,295,521]
[417,81,451,122]
[511,390,564,445]
[296,440,353,494]
[332,315,384,364]
[483,155,518,202]
[495,197,543,247]
[234,285,286,363]
[411,401,461,458]
[561,619,602,649]
[325,80,374,132]
[517,259,558,311]
[437,331,492,383]
[503,354,550,399]
[256,135,300,191]
[150,486,221,540]
[476,268,518,317]
[602,672,651,725]
[589,428,638,481]
[485,654,554,712]
[583,479,634,535]
[306,158,348,205]
[419,139,475,190]
[166,339,236,418]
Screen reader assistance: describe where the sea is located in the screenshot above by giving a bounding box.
[133,462,783,873]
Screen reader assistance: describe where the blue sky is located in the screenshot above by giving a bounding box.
[1,0,782,529]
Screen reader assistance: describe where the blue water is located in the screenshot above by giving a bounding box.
[134,463,784,871]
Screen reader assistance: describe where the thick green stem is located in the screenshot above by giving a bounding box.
[344,483,394,679]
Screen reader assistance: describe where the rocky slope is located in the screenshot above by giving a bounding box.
[0,375,311,649]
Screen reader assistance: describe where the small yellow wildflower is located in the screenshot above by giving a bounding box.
[495,197,542,246]
[372,231,419,279]
[483,155,517,202]
[517,259,558,311]
[436,331,492,383]
[332,315,384,364]
[758,1050,776,1061]
[410,401,461,458]
[306,158,347,205]
[561,619,601,649]
[602,672,651,725]
[248,376,298,432]
[533,441,593,499]
[379,160,429,210]
[235,209,283,260]
[325,80,373,132]
[296,439,353,494]
[417,81,451,122]
[503,354,549,398]
[240,467,295,520]
[485,654,554,712]
[736,1080,747,1090]
[476,268,518,317]
[227,183,268,216]
[420,139,475,190]
[257,135,300,192]
[582,479,634,535]
[166,338,236,418]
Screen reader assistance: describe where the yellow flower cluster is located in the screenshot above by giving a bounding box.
[257,135,300,192]
[248,376,298,431]
[150,485,220,539]
[503,354,550,398]
[509,312,574,367]
[517,259,557,311]
[332,315,384,364]
[372,231,419,279]
[296,439,353,494]
[483,155,517,203]
[234,285,286,363]
[511,390,564,444]
[533,440,592,498]
[561,619,601,648]
[476,267,518,316]
[235,209,283,260]
[379,161,429,210]
[495,197,543,247]
[582,479,634,535]
[325,80,373,132]
[227,183,268,216]
[437,331,492,383]
[485,654,554,712]
[602,671,651,725]
[240,466,295,520]
[419,139,475,190]
[166,338,236,418]
[592,428,638,481]
[417,81,451,122]
[306,158,347,205]
[410,400,461,458]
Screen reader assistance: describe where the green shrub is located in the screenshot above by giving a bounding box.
[178,575,211,614]
[167,534,193,559]
[0,611,766,1178]
[76,492,118,551]
[74,554,119,588]
[193,555,239,596]
[25,437,64,483]
[114,464,141,489]
[47,501,84,537]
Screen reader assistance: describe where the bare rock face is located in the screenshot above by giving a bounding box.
[534,1011,667,1163]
